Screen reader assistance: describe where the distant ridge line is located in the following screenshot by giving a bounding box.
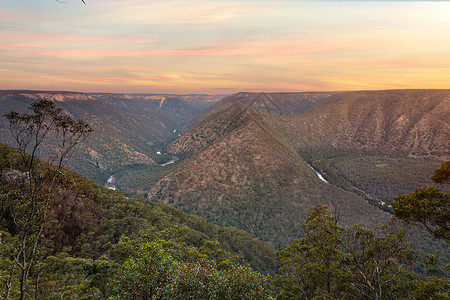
[246,92,284,115]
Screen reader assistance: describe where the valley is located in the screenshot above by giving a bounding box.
[3,1,449,297]
[1,89,449,253]
[0,91,220,179]
[1,88,449,298]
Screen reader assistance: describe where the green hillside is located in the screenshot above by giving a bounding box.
[0,142,277,298]
[151,104,391,249]
[1,89,449,299]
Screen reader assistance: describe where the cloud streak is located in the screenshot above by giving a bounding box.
[0,1,449,93]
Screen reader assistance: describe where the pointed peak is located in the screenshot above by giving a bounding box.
[246,93,284,115]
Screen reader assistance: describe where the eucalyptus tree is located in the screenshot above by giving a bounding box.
[276,206,418,300]
[2,99,92,300]
[393,161,450,243]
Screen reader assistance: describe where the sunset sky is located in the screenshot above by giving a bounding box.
[1,0,449,94]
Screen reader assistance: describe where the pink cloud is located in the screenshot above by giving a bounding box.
[1,34,381,59]
[1,43,237,58]
[0,10,39,21]
[1,33,151,45]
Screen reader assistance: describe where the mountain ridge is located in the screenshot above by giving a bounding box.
[184,91,338,133]
[0,90,222,179]
[2,89,448,252]
[151,103,392,248]
[268,89,450,160]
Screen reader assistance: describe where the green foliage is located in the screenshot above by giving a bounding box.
[37,255,96,299]
[432,161,450,184]
[393,160,450,244]
[276,206,349,299]
[112,242,179,299]
[2,99,93,300]
[0,230,19,299]
[276,206,420,300]
[0,142,276,298]
[393,187,450,243]
[340,223,418,299]
[111,241,272,300]
[167,259,221,299]
[5,145,278,274]
[413,277,450,300]
[217,263,272,300]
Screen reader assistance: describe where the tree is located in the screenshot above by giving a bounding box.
[276,205,418,300]
[413,276,450,300]
[276,205,348,299]
[1,99,92,300]
[112,241,179,299]
[431,161,450,184]
[111,238,272,300]
[340,223,417,300]
[392,161,450,243]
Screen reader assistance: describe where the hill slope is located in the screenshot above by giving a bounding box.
[148,89,449,253]
[0,91,215,179]
[151,104,390,248]
[270,89,450,160]
[185,91,337,132]
[0,142,277,274]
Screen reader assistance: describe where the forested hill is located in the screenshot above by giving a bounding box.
[148,89,449,255]
[1,89,449,298]
[153,103,392,249]
[0,90,222,179]
[0,142,277,297]
[269,89,450,160]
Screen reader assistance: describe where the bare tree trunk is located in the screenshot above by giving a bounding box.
[20,266,29,300]
[3,262,15,300]
[373,288,380,300]
[35,263,41,300]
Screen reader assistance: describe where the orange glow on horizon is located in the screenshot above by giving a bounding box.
[1,1,449,94]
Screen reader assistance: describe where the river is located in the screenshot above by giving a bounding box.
[308,164,329,183]
[104,155,179,189]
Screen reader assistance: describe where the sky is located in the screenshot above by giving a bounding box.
[1,0,450,94]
